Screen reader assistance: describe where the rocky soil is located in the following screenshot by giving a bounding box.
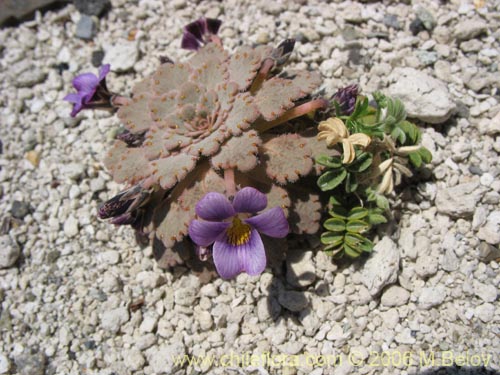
[0,0,499,374]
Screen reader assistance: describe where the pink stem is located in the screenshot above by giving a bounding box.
[224,168,236,198]
[255,98,330,133]
[111,95,130,107]
[250,58,275,94]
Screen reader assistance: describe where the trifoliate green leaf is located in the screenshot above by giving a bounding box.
[323,217,346,232]
[348,207,368,220]
[318,169,347,191]
[346,219,370,233]
[419,146,432,163]
[321,232,344,247]
[315,155,342,168]
[345,172,358,193]
[409,151,422,168]
[367,213,387,225]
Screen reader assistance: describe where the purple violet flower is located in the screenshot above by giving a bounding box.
[181,17,222,51]
[332,84,359,116]
[64,64,111,117]
[188,187,289,279]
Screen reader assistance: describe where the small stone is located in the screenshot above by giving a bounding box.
[101,250,120,265]
[383,14,401,30]
[16,69,46,87]
[361,237,400,296]
[418,285,446,309]
[483,111,500,135]
[14,352,46,375]
[75,15,97,40]
[123,348,145,372]
[147,343,185,374]
[278,290,309,312]
[473,281,497,303]
[25,150,41,167]
[91,50,105,67]
[196,310,213,331]
[409,18,425,35]
[0,352,9,374]
[477,212,500,245]
[103,41,139,72]
[416,50,438,66]
[74,0,110,16]
[454,19,488,41]
[395,328,416,345]
[11,200,30,219]
[435,182,481,218]
[473,206,489,229]
[140,315,158,333]
[387,67,456,124]
[415,7,436,31]
[381,286,410,307]
[0,235,20,269]
[63,216,79,238]
[478,242,500,263]
[101,306,129,333]
[441,248,459,272]
[61,163,86,180]
[475,303,495,323]
[286,250,316,287]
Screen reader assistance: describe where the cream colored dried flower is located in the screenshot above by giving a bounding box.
[317,117,371,164]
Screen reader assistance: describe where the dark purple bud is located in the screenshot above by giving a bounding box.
[181,17,222,51]
[159,56,174,64]
[64,64,113,117]
[117,130,145,147]
[110,212,137,225]
[98,185,150,220]
[272,39,295,65]
[332,84,359,115]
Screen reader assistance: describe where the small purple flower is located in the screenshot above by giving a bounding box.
[332,84,359,116]
[64,64,111,117]
[181,17,222,51]
[188,187,289,279]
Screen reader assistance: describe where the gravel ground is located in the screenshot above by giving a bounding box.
[0,0,499,374]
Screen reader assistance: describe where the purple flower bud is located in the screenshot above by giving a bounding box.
[332,84,359,116]
[64,64,112,117]
[181,17,222,51]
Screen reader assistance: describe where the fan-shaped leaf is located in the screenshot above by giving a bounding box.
[104,141,153,185]
[151,154,198,189]
[152,63,192,95]
[224,93,259,136]
[255,77,302,121]
[211,130,262,172]
[262,134,313,184]
[117,93,153,133]
[228,46,262,91]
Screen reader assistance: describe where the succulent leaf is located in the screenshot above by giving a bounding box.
[117,93,153,133]
[211,130,262,172]
[105,141,153,184]
[281,69,322,98]
[262,134,314,184]
[152,63,192,95]
[152,154,198,189]
[255,77,301,121]
[189,57,229,91]
[223,93,259,136]
[228,46,262,90]
[149,92,178,124]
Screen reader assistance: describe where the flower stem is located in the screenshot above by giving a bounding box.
[224,168,236,198]
[250,58,275,94]
[254,98,330,133]
[111,95,130,107]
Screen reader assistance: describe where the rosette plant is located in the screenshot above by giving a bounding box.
[66,17,432,280]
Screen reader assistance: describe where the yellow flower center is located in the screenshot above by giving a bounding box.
[226,217,251,246]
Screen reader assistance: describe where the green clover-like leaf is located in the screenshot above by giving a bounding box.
[318,169,347,191]
[323,217,346,232]
[346,219,370,233]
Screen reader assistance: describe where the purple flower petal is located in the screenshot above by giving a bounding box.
[238,229,266,276]
[63,93,82,104]
[72,72,99,94]
[184,19,205,41]
[205,18,222,35]
[181,33,202,50]
[232,187,267,214]
[245,207,289,238]
[195,192,235,221]
[98,64,111,81]
[188,219,229,247]
[212,238,242,279]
